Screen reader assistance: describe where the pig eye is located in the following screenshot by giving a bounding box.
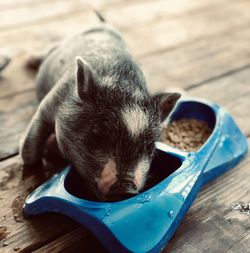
[91,124,106,143]
[92,125,102,138]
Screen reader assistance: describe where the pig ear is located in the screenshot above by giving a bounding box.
[154,92,181,122]
[76,56,95,100]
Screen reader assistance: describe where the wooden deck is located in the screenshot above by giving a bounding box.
[0,0,249,252]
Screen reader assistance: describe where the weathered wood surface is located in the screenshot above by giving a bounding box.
[0,0,249,252]
[1,2,250,160]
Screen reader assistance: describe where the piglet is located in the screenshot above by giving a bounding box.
[20,23,180,201]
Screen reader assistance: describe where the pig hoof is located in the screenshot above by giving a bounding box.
[22,160,43,179]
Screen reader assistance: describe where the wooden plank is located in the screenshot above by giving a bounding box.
[0,0,248,99]
[188,68,250,135]
[1,0,250,98]
[0,0,131,10]
[33,227,109,253]
[105,0,234,29]
[225,234,250,253]
[125,0,250,57]
[1,0,245,54]
[0,53,35,99]
[142,25,250,93]
[0,156,22,191]
[0,156,79,253]
[0,0,130,9]
[0,0,88,31]
[0,0,231,32]
[3,0,233,98]
[0,90,37,159]
[0,0,137,31]
[0,0,46,9]
[0,0,178,33]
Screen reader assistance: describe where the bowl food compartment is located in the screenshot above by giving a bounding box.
[160,100,217,153]
[64,150,183,201]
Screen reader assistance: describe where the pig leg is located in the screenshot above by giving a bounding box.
[20,107,52,166]
[43,134,68,171]
[45,134,64,158]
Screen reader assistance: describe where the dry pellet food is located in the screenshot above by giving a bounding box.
[161,118,212,152]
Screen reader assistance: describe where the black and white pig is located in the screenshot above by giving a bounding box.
[20,22,180,201]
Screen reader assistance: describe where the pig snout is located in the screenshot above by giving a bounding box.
[95,159,146,201]
[95,160,118,195]
[106,179,138,201]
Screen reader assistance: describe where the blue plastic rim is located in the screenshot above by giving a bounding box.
[24,97,248,253]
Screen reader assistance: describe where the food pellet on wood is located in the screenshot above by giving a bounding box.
[231,202,250,216]
[0,226,8,241]
[161,118,212,152]
[12,194,28,223]
[14,246,20,251]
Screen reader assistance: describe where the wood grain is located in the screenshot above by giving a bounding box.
[189,68,250,136]
[0,0,250,252]
[0,0,135,31]
[0,90,37,160]
[0,156,79,253]
[0,53,36,99]
[1,0,246,54]
[2,0,238,98]
[142,24,250,93]
[1,0,249,98]
[33,227,109,253]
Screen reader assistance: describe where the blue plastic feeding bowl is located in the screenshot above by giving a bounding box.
[24,97,248,253]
